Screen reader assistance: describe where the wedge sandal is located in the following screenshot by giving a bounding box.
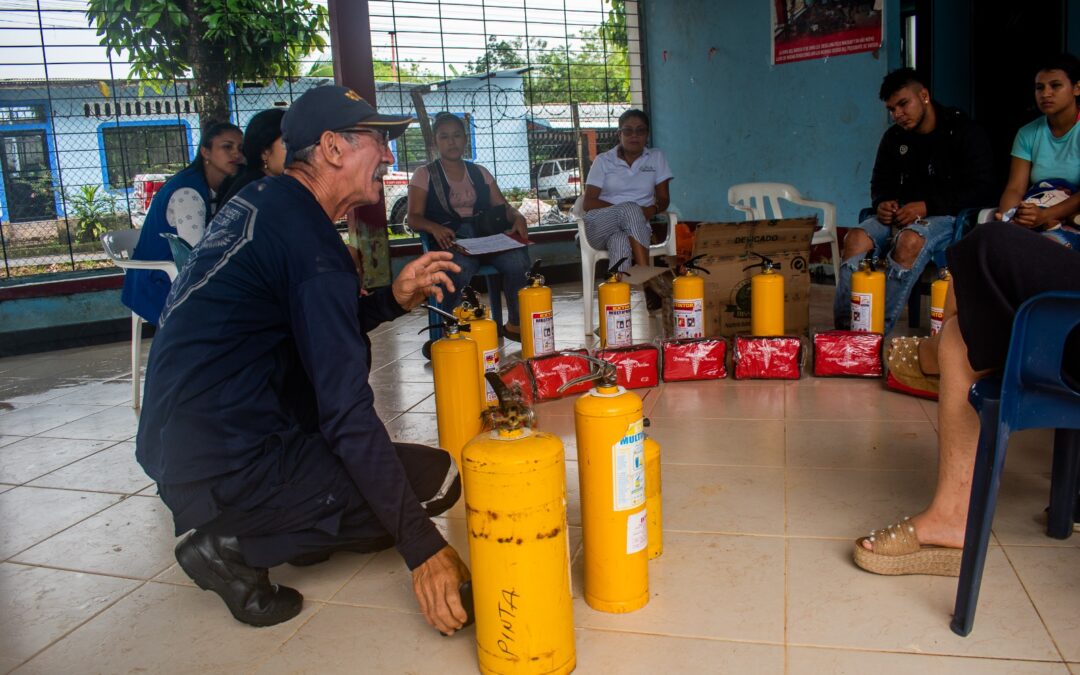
[853,518,961,577]
[884,336,939,400]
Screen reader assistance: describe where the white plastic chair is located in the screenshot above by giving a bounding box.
[575,197,678,336]
[727,182,841,285]
[100,229,177,409]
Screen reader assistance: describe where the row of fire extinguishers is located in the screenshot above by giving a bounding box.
[423,285,663,674]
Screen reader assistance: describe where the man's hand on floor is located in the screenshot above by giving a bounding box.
[412,545,471,635]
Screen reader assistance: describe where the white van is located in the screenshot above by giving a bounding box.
[535,158,581,200]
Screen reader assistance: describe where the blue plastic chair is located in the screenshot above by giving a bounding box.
[951,290,1080,636]
[160,232,193,269]
[856,207,976,328]
[418,232,504,341]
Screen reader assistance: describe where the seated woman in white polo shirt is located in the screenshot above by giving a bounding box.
[582,109,674,275]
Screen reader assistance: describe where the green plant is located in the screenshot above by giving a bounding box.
[504,186,533,203]
[68,184,118,243]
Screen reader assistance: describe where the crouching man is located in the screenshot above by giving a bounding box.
[137,85,469,634]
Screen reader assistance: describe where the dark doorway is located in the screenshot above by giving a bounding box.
[1,131,56,222]
[971,1,1068,189]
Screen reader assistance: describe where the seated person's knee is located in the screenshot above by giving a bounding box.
[892,230,925,268]
[842,228,874,258]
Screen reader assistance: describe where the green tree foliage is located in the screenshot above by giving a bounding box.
[307,58,442,85]
[86,0,328,126]
[465,31,630,105]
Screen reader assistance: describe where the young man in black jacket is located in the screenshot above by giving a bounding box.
[833,68,996,333]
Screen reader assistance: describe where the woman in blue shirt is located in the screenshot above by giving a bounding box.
[994,53,1080,244]
[121,122,243,325]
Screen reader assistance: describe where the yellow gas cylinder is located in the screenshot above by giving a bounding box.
[672,254,709,340]
[518,259,555,359]
[557,353,649,613]
[456,287,501,409]
[744,253,785,336]
[463,374,575,675]
[930,268,951,336]
[598,257,633,349]
[644,437,662,559]
[850,255,885,333]
[425,305,483,466]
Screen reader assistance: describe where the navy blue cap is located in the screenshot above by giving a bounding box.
[281,85,413,164]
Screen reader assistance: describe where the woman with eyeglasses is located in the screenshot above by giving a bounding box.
[121,121,243,326]
[406,112,531,342]
[582,109,674,285]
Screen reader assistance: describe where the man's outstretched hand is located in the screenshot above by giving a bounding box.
[393,251,461,310]
[412,545,471,635]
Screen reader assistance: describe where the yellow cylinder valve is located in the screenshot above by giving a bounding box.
[744,253,785,337]
[464,373,576,675]
[930,267,951,336]
[424,304,483,467]
[519,259,555,359]
[850,254,885,334]
[672,254,709,340]
[558,353,649,613]
[598,257,633,349]
[457,287,501,409]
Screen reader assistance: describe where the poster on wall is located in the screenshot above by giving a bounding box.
[772,0,883,65]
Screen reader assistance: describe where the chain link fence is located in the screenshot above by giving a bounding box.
[0,0,642,279]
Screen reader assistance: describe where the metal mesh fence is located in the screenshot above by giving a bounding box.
[0,0,642,279]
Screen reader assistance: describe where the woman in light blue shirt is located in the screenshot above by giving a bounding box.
[994,53,1080,243]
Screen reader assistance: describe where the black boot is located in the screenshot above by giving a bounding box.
[175,531,303,627]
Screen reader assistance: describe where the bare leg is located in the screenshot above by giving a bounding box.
[630,238,650,268]
[863,315,991,550]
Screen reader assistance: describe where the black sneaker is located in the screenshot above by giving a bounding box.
[175,531,303,627]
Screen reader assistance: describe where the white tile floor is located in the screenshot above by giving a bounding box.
[0,282,1076,674]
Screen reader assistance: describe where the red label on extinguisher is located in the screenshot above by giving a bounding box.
[604,303,632,348]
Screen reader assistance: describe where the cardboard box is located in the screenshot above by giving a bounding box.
[596,344,660,389]
[663,218,816,338]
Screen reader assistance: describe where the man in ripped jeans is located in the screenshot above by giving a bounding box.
[834,68,996,333]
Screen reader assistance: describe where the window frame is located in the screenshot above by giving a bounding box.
[97,119,195,193]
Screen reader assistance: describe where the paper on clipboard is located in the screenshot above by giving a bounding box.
[454,233,528,255]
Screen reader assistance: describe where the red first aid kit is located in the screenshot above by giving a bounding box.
[661,339,727,381]
[733,335,802,380]
[529,349,591,401]
[595,344,660,389]
[813,330,883,377]
[497,359,535,408]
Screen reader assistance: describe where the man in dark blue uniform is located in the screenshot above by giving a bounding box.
[137,85,470,633]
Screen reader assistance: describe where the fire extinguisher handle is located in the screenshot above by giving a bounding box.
[555,351,618,391]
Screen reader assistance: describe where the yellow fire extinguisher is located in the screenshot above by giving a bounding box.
[456,287,500,409]
[557,353,650,613]
[930,267,951,336]
[598,257,633,349]
[422,304,483,466]
[672,253,710,340]
[463,374,576,675]
[850,254,885,334]
[743,252,785,336]
[644,437,662,559]
[518,259,555,359]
